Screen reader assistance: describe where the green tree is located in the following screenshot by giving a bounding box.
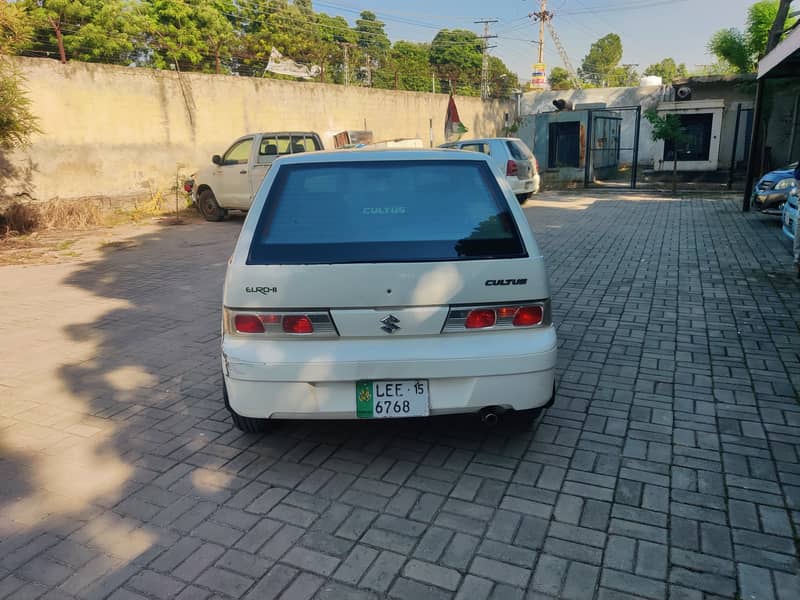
[315,12,356,83]
[355,9,388,85]
[23,0,137,65]
[240,1,327,80]
[643,58,688,83]
[430,29,482,95]
[294,0,313,16]
[708,28,753,73]
[197,0,239,74]
[608,64,639,87]
[580,33,623,87]
[708,1,797,73]
[1,2,33,54]
[644,109,687,196]
[1,2,39,150]
[24,0,90,63]
[375,41,430,91]
[548,66,571,90]
[141,0,207,70]
[487,56,518,99]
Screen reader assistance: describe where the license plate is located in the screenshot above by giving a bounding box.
[356,380,429,418]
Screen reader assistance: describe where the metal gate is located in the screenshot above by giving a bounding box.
[584,106,642,189]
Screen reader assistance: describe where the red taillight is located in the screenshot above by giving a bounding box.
[513,305,543,327]
[183,183,193,193]
[506,160,518,177]
[234,314,265,333]
[282,315,314,334]
[534,158,539,173]
[465,309,496,329]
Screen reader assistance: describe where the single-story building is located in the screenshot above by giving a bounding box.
[516,75,756,188]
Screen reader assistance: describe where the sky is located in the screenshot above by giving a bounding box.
[311,0,757,83]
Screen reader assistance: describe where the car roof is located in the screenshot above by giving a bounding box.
[253,132,321,136]
[446,138,522,144]
[270,148,494,165]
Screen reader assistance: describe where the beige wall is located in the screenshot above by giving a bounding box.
[3,57,511,202]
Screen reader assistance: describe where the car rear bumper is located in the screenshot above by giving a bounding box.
[511,177,538,196]
[222,327,558,419]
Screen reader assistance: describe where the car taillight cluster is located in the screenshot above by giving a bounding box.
[506,160,519,177]
[534,158,539,173]
[444,301,550,332]
[226,310,337,337]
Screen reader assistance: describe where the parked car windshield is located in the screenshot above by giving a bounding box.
[247,160,527,264]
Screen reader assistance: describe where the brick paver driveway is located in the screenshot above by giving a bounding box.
[1,193,798,600]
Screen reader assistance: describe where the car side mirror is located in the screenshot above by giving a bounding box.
[212,154,222,165]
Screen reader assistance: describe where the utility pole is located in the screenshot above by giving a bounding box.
[529,1,551,90]
[475,18,498,101]
[365,53,372,87]
[531,0,549,64]
[339,42,352,86]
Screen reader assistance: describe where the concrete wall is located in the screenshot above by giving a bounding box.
[3,57,511,202]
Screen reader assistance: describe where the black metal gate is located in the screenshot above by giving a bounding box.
[584,106,642,189]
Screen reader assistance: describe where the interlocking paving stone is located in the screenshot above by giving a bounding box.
[2,193,800,600]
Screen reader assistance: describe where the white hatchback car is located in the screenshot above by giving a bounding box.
[222,150,557,432]
[440,138,541,203]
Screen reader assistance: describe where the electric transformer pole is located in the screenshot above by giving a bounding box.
[475,18,498,100]
[533,0,548,64]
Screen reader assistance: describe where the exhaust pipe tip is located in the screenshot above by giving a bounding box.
[481,411,499,426]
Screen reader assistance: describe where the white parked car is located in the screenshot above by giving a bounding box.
[222,149,557,432]
[440,137,541,203]
[191,131,323,221]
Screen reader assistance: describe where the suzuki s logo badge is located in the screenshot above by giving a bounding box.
[380,314,400,334]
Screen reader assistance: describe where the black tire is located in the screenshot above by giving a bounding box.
[516,193,531,204]
[197,189,227,222]
[224,384,271,433]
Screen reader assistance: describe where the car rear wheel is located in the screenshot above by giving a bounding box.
[224,384,271,433]
[198,189,227,222]
[516,193,531,204]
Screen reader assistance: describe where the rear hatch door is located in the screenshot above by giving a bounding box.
[225,156,549,337]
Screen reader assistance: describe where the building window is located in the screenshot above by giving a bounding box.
[664,113,713,162]
[548,122,581,168]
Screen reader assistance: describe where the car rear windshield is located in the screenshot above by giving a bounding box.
[247,160,527,264]
[506,140,533,161]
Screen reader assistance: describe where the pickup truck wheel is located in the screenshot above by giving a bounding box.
[516,193,532,204]
[198,189,227,222]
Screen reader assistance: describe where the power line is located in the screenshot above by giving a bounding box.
[563,0,689,15]
[475,18,498,100]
